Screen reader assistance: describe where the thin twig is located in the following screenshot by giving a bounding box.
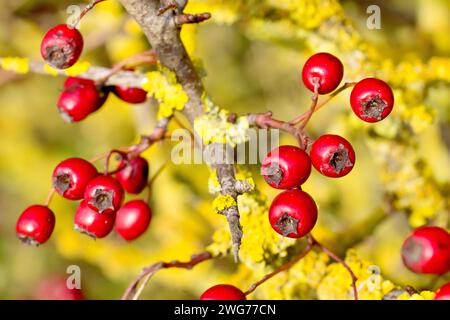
[309,235,359,300]
[104,149,127,175]
[175,13,211,25]
[72,0,108,28]
[244,241,314,296]
[95,50,157,85]
[122,251,213,300]
[247,111,309,149]
[146,161,169,203]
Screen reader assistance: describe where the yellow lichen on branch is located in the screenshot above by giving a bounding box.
[143,65,189,119]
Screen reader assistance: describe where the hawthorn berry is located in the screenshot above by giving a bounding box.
[115,200,152,241]
[33,276,84,300]
[52,157,98,200]
[261,145,311,189]
[401,226,450,275]
[83,175,124,214]
[269,189,318,238]
[434,282,450,300]
[350,78,394,122]
[310,134,355,178]
[40,24,83,69]
[113,85,148,104]
[64,77,109,111]
[115,156,149,194]
[16,205,55,245]
[57,79,104,122]
[64,76,94,88]
[200,284,246,300]
[74,200,115,238]
[302,52,344,94]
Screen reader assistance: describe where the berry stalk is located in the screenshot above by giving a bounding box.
[72,0,108,28]
[121,251,213,300]
[289,82,356,126]
[244,240,314,296]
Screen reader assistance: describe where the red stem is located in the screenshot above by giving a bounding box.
[244,241,314,296]
[72,0,107,28]
[44,188,56,206]
[103,149,127,175]
[289,82,356,126]
[122,251,213,300]
[247,112,309,149]
[309,235,359,300]
[299,79,319,130]
[95,50,157,86]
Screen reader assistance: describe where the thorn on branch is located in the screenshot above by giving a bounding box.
[175,13,211,26]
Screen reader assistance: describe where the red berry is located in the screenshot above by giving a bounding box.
[64,77,109,111]
[52,157,98,200]
[115,156,149,194]
[40,24,83,69]
[269,189,318,238]
[435,282,450,300]
[200,284,246,300]
[113,85,148,104]
[16,205,55,245]
[57,80,103,122]
[401,226,450,275]
[83,175,124,214]
[74,200,115,238]
[261,145,311,189]
[64,76,93,88]
[350,78,394,122]
[310,134,355,178]
[33,276,84,300]
[302,52,344,94]
[115,200,152,241]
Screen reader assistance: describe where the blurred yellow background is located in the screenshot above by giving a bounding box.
[0,0,449,299]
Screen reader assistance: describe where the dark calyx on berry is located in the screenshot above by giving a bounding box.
[329,144,353,174]
[74,224,97,240]
[44,41,76,69]
[53,173,71,194]
[18,234,40,246]
[360,95,388,121]
[261,163,283,186]
[401,237,423,266]
[275,214,299,237]
[90,189,115,213]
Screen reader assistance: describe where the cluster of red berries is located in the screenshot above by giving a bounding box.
[196,53,396,301]
[303,52,394,122]
[16,155,152,244]
[260,52,394,240]
[41,24,148,122]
